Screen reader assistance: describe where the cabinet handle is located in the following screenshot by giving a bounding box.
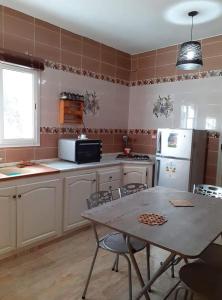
[92,179,96,183]
[109,186,112,189]
[123,173,127,175]
[18,194,21,198]
[12,195,16,199]
[109,176,113,179]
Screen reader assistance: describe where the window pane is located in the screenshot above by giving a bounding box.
[2,68,34,140]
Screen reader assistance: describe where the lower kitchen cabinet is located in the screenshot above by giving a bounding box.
[122,166,147,185]
[17,180,62,248]
[0,187,16,255]
[63,172,97,231]
[98,167,122,192]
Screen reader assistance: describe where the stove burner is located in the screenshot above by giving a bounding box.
[116,154,151,161]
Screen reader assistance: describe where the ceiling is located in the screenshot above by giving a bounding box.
[1,0,222,54]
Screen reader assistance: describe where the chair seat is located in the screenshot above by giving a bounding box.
[179,260,222,299]
[100,232,146,253]
[200,243,222,268]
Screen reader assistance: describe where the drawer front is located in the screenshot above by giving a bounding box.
[99,180,121,191]
[98,169,121,183]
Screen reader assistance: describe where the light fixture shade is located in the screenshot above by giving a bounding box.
[176,41,203,70]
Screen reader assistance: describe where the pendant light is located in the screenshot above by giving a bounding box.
[176,11,203,70]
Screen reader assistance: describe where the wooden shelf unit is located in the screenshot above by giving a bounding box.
[59,99,84,125]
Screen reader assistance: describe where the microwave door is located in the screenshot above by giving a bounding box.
[160,129,193,159]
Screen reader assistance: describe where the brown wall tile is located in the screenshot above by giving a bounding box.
[202,42,222,58]
[101,62,115,77]
[101,44,116,65]
[204,177,216,185]
[0,150,6,163]
[138,55,156,69]
[156,51,177,67]
[82,56,100,73]
[206,151,218,165]
[61,49,81,68]
[202,35,222,45]
[35,42,60,62]
[116,53,131,70]
[157,45,177,54]
[35,19,60,33]
[35,25,60,48]
[208,138,219,151]
[156,64,176,77]
[4,34,34,55]
[137,67,155,80]
[4,6,33,23]
[83,37,100,60]
[116,67,130,81]
[61,30,82,54]
[131,58,138,71]
[35,147,58,160]
[203,56,222,71]
[40,133,58,147]
[102,144,114,153]
[6,148,35,162]
[205,164,217,178]
[4,14,34,40]
[137,50,156,58]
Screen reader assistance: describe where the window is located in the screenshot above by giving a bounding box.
[0,63,39,147]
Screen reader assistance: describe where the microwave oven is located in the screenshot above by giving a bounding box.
[58,139,102,164]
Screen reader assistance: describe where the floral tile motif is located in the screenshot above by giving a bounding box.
[44,59,222,88]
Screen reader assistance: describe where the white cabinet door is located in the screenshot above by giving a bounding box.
[17,180,62,248]
[0,187,16,255]
[122,166,147,185]
[64,173,97,231]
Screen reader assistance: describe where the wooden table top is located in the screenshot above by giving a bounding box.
[82,186,222,258]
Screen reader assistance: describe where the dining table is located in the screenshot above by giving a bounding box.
[82,186,222,300]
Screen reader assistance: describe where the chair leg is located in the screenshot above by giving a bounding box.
[82,245,99,299]
[146,244,151,281]
[163,281,181,300]
[121,254,132,300]
[112,254,119,272]
[115,254,119,272]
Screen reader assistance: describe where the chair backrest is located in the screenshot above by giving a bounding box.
[111,188,121,201]
[86,191,112,209]
[120,183,148,197]
[193,184,222,199]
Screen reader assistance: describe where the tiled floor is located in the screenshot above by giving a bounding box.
[0,227,208,300]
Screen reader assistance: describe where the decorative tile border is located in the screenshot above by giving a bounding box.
[130,69,222,87]
[40,127,128,135]
[45,60,222,88]
[44,60,130,87]
[40,127,219,138]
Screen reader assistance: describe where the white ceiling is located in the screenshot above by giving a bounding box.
[1,0,222,54]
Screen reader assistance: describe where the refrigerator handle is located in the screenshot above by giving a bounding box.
[157,131,161,154]
[154,158,160,186]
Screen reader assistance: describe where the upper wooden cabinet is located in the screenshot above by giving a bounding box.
[59,99,84,125]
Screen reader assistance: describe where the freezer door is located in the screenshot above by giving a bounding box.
[157,129,193,159]
[156,157,190,191]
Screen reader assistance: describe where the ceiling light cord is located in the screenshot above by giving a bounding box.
[191,15,194,41]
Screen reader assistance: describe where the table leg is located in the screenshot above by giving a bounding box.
[135,252,176,300]
[126,236,150,300]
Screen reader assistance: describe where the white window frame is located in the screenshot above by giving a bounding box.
[0,62,40,148]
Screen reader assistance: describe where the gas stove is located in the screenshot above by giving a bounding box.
[116,154,151,161]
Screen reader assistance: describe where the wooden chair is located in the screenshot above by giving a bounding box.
[82,191,149,300]
[174,260,222,299]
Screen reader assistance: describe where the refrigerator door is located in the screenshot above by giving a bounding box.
[157,129,193,159]
[156,157,190,191]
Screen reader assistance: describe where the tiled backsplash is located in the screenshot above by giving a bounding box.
[0,128,218,186]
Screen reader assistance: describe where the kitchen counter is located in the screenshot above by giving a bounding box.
[0,164,59,181]
[43,156,155,172]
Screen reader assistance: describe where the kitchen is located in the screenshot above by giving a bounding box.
[0,0,222,299]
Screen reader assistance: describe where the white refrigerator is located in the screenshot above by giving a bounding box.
[155,128,207,191]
